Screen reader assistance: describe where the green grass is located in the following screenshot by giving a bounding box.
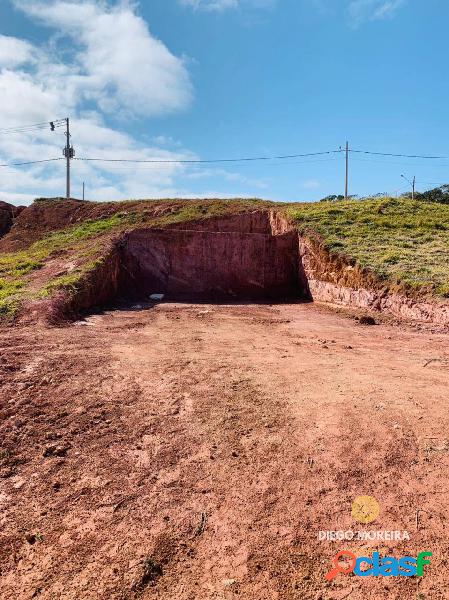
[0,213,133,318]
[287,197,449,296]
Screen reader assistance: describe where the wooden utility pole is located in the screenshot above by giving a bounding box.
[345,141,349,201]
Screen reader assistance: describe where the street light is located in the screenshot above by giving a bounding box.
[401,174,416,201]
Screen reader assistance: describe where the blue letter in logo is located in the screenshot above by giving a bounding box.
[354,557,373,577]
[399,557,417,577]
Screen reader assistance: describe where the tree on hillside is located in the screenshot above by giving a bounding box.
[404,184,449,204]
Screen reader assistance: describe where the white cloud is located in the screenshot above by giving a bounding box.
[180,0,238,10]
[13,0,193,117]
[0,1,199,204]
[0,35,35,67]
[179,0,276,12]
[347,0,405,26]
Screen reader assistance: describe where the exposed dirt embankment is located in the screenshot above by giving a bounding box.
[0,199,181,252]
[0,201,25,239]
[4,200,448,326]
[43,210,309,320]
[119,211,306,302]
[23,246,122,324]
[300,233,449,325]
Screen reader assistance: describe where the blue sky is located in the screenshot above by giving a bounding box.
[0,0,448,204]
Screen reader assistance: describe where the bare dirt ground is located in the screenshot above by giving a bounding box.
[1,302,449,600]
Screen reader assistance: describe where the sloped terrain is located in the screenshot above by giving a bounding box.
[0,196,448,325]
[0,201,25,238]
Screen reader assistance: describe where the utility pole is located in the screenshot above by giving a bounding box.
[82,181,85,201]
[345,141,349,201]
[401,174,416,201]
[62,118,75,201]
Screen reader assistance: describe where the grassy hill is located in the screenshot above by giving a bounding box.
[287,197,449,297]
[0,196,448,321]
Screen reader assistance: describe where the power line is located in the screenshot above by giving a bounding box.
[0,157,64,168]
[350,149,447,160]
[0,120,66,135]
[415,180,449,186]
[74,156,342,171]
[350,156,449,167]
[74,150,343,165]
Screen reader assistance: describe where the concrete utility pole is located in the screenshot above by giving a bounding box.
[62,118,75,201]
[82,181,85,201]
[345,141,349,201]
[401,174,416,201]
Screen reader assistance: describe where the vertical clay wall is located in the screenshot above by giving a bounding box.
[118,210,309,301]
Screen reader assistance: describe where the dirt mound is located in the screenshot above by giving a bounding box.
[0,201,25,239]
[0,198,266,253]
[2,198,448,327]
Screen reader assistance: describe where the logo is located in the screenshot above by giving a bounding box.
[326,551,432,580]
[351,495,380,524]
[324,495,432,580]
[318,494,409,543]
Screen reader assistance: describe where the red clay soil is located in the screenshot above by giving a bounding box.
[0,199,176,252]
[1,302,449,599]
[0,199,268,253]
[119,224,301,302]
[0,201,24,238]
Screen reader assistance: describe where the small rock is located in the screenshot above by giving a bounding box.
[223,579,236,587]
[43,445,69,458]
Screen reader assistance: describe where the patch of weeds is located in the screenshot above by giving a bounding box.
[0,448,11,462]
[39,272,83,298]
[132,557,163,591]
[0,297,22,320]
[437,283,449,298]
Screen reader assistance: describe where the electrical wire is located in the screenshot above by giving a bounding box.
[78,156,342,171]
[0,119,66,135]
[350,149,447,160]
[74,150,343,164]
[0,157,64,168]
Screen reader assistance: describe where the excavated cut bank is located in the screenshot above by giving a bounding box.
[117,210,310,302]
